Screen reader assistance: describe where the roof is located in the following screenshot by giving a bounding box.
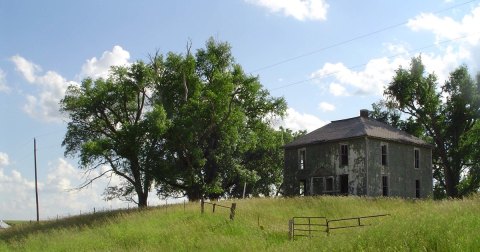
[284,114,432,149]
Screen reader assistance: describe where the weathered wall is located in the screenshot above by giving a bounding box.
[366,138,432,198]
[284,138,432,198]
[283,138,367,196]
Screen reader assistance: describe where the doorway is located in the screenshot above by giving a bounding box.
[340,174,349,195]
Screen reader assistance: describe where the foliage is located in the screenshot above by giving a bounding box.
[2,196,480,251]
[60,62,169,207]
[151,38,287,200]
[380,56,480,198]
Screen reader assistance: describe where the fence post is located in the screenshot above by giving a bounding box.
[201,198,205,214]
[288,219,294,240]
[213,203,216,213]
[229,203,236,220]
[326,219,330,235]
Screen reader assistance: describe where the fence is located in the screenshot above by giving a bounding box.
[289,217,327,239]
[200,199,237,220]
[289,214,390,239]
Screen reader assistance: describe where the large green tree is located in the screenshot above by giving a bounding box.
[382,56,480,198]
[61,62,168,207]
[151,39,287,201]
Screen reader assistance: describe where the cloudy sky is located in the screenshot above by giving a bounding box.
[1,0,480,220]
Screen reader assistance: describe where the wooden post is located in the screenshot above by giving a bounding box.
[229,203,236,220]
[34,138,39,222]
[201,198,204,214]
[93,207,96,214]
[288,219,294,240]
[212,203,216,213]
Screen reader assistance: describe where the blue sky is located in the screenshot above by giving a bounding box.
[1,0,480,220]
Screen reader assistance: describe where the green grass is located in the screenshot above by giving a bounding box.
[1,195,479,251]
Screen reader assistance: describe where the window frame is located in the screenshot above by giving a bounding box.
[298,148,306,170]
[381,144,388,166]
[340,144,349,166]
[414,148,420,169]
[325,176,334,192]
[415,179,420,198]
[382,175,389,196]
[311,177,325,195]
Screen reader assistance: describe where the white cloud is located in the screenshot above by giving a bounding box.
[407,4,480,72]
[11,46,131,123]
[0,69,9,93]
[11,55,41,83]
[273,107,327,132]
[80,45,130,79]
[0,152,10,167]
[407,5,480,46]
[246,0,329,21]
[318,102,335,112]
[329,83,349,96]
[312,56,410,96]
[11,55,75,123]
[0,156,163,220]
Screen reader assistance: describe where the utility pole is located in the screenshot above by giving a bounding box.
[34,138,39,222]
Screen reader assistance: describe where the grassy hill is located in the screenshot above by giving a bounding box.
[1,195,479,251]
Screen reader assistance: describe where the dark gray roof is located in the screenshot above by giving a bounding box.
[284,116,432,148]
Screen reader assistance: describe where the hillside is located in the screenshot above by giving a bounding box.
[1,196,479,251]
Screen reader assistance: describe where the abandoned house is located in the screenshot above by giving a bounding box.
[283,109,433,198]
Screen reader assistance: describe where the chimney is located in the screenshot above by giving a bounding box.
[360,109,369,118]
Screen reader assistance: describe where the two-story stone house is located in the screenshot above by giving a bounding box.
[283,110,433,198]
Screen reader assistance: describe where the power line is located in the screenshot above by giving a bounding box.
[250,0,479,73]
[270,33,479,91]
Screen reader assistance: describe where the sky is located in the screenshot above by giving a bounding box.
[1,0,480,220]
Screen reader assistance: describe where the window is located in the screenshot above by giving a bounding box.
[299,180,306,196]
[415,180,420,198]
[325,177,334,192]
[299,149,306,170]
[414,149,420,169]
[382,175,389,196]
[340,145,349,166]
[311,177,324,195]
[381,145,387,166]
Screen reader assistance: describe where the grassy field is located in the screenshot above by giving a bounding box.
[1,195,479,251]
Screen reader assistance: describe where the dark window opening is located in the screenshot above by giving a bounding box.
[312,177,324,195]
[325,177,334,192]
[299,149,306,170]
[340,174,349,195]
[299,180,306,196]
[415,180,420,198]
[340,145,349,166]
[382,175,389,196]
[414,149,420,169]
[381,145,387,166]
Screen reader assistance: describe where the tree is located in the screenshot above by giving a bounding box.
[152,38,287,201]
[61,62,168,207]
[383,56,480,198]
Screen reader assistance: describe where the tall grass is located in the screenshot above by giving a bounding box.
[1,195,479,251]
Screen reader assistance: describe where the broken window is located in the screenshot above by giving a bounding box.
[415,179,420,198]
[414,149,420,169]
[325,177,334,192]
[299,180,306,196]
[382,175,389,196]
[381,144,387,166]
[340,144,349,166]
[299,149,306,170]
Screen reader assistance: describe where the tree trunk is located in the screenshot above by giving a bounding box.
[444,166,459,198]
[137,190,148,208]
